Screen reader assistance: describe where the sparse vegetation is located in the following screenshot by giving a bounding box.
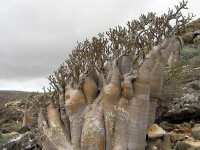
[179,45,200,64]
[162,43,200,100]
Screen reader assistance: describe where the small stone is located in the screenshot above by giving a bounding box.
[170,133,185,143]
[146,139,161,150]
[160,134,172,150]
[176,141,191,150]
[192,124,200,140]
[188,137,196,141]
[147,124,166,139]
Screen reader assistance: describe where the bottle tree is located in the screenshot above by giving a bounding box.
[38,1,194,149]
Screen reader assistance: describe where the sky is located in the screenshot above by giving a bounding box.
[0,0,199,92]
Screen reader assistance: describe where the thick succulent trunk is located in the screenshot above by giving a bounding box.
[65,89,87,150]
[38,36,182,150]
[102,61,122,150]
[22,107,31,127]
[120,55,132,74]
[83,71,98,104]
[118,50,158,150]
[148,61,165,126]
[57,84,65,109]
[81,103,105,150]
[38,53,160,150]
[57,84,72,140]
[148,36,182,126]
[60,108,71,140]
[127,98,149,150]
[38,105,73,150]
[148,98,158,126]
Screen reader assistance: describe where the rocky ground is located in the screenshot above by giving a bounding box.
[0,93,50,150]
[0,19,200,150]
[147,122,200,150]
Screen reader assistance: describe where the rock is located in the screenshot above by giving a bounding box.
[187,147,200,150]
[0,129,42,150]
[146,139,161,150]
[188,137,196,142]
[182,31,194,44]
[192,124,200,140]
[185,140,200,149]
[147,124,166,139]
[176,141,191,150]
[170,133,185,143]
[159,121,177,131]
[17,125,31,134]
[161,92,200,123]
[160,134,172,150]
[182,30,200,45]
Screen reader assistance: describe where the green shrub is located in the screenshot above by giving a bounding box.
[180,45,200,62]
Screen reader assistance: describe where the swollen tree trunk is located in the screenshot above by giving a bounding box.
[120,55,133,74]
[38,2,191,147]
[22,106,32,127]
[148,37,182,126]
[65,88,87,150]
[38,35,182,150]
[83,70,99,104]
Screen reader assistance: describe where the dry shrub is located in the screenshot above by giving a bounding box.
[162,65,185,101]
[162,44,200,101]
[179,45,200,63]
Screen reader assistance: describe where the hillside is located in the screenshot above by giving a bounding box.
[0,90,32,109]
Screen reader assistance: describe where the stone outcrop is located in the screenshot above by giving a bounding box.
[156,69,200,123]
[0,129,41,150]
[146,123,200,150]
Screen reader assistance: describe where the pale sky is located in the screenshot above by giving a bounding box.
[0,0,199,92]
